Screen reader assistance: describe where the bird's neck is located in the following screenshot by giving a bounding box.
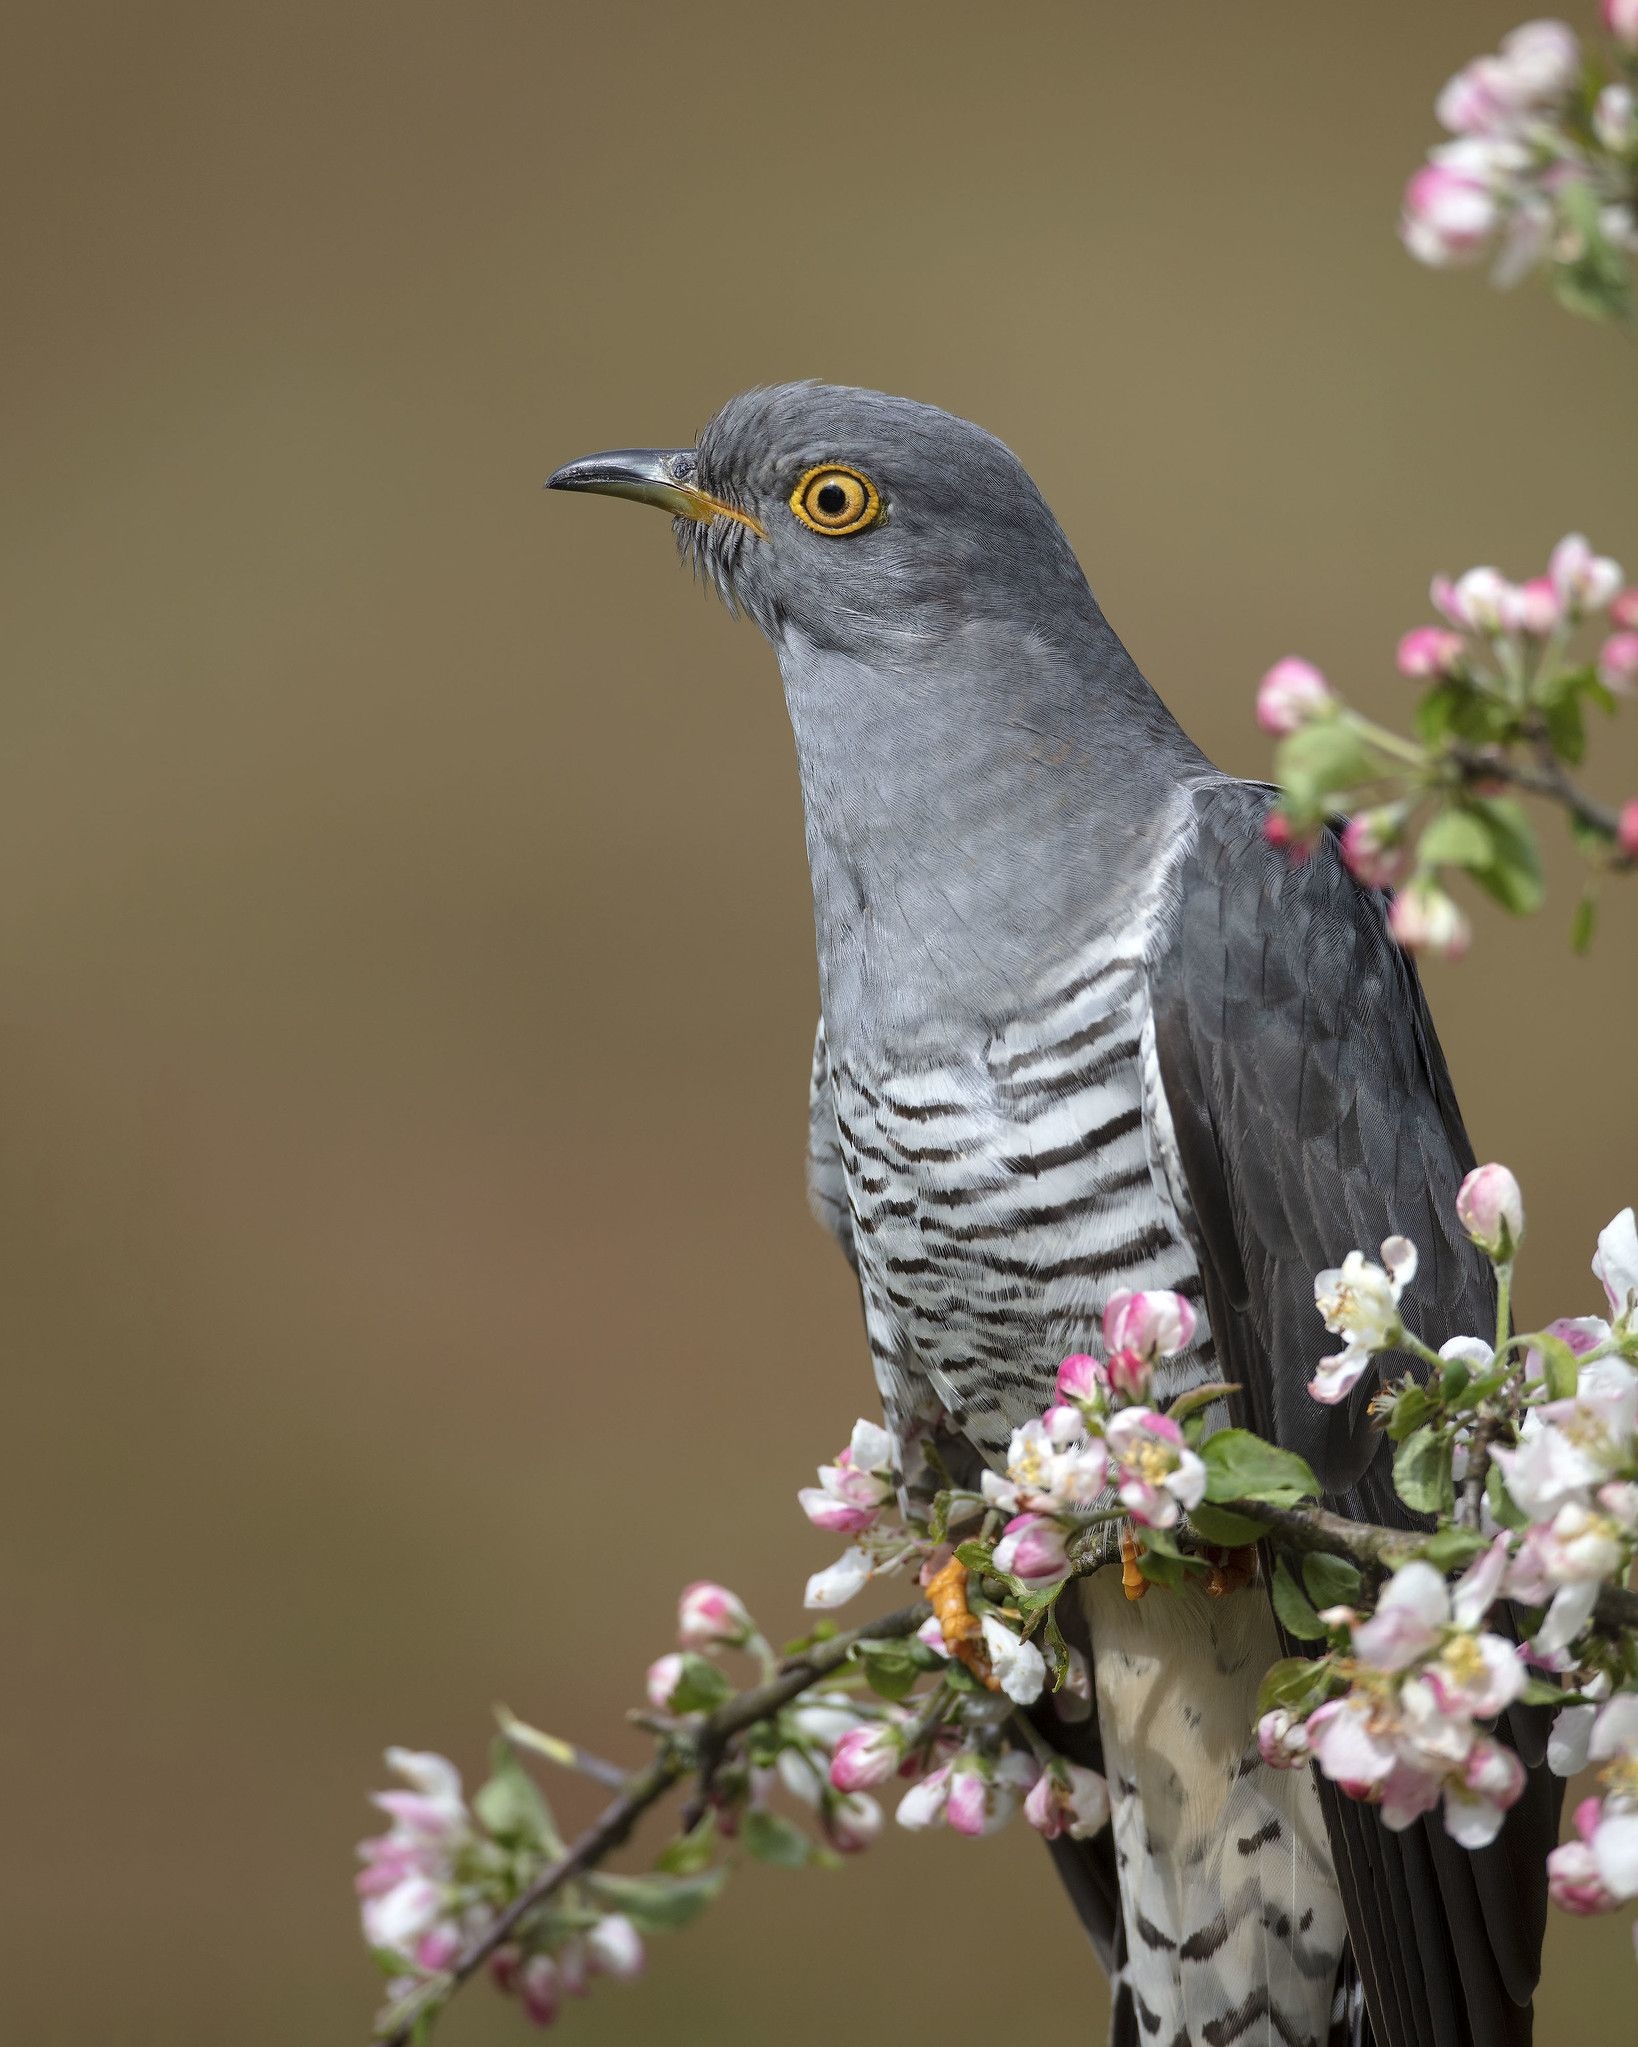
[774,610,1211,1054]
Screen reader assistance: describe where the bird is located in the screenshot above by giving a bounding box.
[547,384,1559,2047]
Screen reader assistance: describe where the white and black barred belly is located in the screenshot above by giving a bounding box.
[808,915,1349,2047]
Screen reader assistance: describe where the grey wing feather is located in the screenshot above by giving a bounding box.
[807,1020,857,1270]
[1148,779,1559,2047]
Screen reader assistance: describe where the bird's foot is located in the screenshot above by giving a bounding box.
[923,1555,1000,1689]
[1205,1545,1258,1598]
[1120,1528,1148,1602]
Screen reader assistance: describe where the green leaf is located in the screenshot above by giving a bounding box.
[1419,808,1495,870]
[669,1653,733,1715]
[1277,719,1374,810]
[1166,1380,1241,1423]
[1256,1655,1333,1717]
[656,1812,718,1876]
[1301,1552,1363,1610]
[589,1869,726,1932]
[1270,1559,1329,1641]
[854,1640,923,1703]
[1385,1381,1440,1443]
[1533,1332,1582,1402]
[1519,1675,1586,1709]
[741,1810,812,1868]
[1187,1500,1271,1547]
[953,1540,995,1575]
[1393,1425,1454,1516]
[472,1739,555,1850]
[1201,1429,1318,1507]
[1417,1525,1486,1570]
[1137,1543,1189,1590]
[1540,690,1586,765]
[1486,1461,1527,1531]
[1464,796,1545,916]
[1571,887,1598,956]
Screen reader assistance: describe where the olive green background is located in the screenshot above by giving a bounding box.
[3,4,1635,2042]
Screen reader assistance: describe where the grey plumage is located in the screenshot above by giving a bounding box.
[548,383,1558,2047]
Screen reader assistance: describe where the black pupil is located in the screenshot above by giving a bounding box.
[815,481,849,518]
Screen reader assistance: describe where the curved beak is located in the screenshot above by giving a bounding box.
[545,449,765,538]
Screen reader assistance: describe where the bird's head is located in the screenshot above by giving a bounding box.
[547,381,1098,657]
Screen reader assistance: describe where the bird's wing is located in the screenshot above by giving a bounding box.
[807,1019,858,1271]
[1146,778,1558,2047]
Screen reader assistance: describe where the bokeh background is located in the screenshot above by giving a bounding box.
[4,3,1636,2041]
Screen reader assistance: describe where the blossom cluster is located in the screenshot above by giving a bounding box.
[1400,12,1638,320]
[1258,533,1638,958]
[1254,1165,1638,1940]
[357,1749,648,2033]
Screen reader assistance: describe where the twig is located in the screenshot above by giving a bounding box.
[1446,741,1636,871]
[376,1600,930,2047]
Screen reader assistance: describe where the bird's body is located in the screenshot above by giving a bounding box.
[549,383,1558,2047]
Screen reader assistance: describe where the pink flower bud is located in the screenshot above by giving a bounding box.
[1605,0,1638,52]
[1514,577,1561,636]
[1024,1761,1111,1841]
[1620,799,1638,859]
[646,1653,686,1712]
[829,1723,904,1792]
[1456,1162,1525,1260]
[1341,809,1408,890]
[586,1913,645,1980]
[1500,20,1581,101]
[1548,1836,1615,1914]
[1550,533,1623,614]
[945,1766,990,1838]
[1401,161,1497,267]
[992,1512,1071,1586]
[1102,1347,1151,1402]
[1103,1288,1197,1361]
[1257,1708,1313,1768]
[797,1487,879,1534]
[677,1581,752,1650]
[1612,589,1638,629]
[413,1923,463,1972]
[1054,1353,1102,1404]
[1598,631,1638,696]
[490,1945,524,1994]
[1388,883,1471,960]
[1256,657,1334,736]
[825,1790,883,1853]
[519,1954,561,2027]
[1396,625,1467,679]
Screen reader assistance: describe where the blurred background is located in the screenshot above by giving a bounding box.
[3,2,1635,2041]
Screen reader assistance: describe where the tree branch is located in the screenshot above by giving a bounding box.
[1447,740,1636,871]
[376,1600,930,2047]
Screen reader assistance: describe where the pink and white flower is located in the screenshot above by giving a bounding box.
[1257,1708,1312,1769]
[829,1721,905,1793]
[1024,1760,1111,1841]
[993,1512,1073,1586]
[1456,1162,1525,1261]
[1550,534,1623,615]
[645,1653,686,1713]
[982,1412,1108,1516]
[1309,1238,1418,1405]
[1607,0,1638,51]
[981,1613,1047,1706]
[1593,1208,1638,1324]
[1396,625,1467,679]
[678,1581,754,1651]
[1388,884,1471,959]
[798,1418,896,1535]
[947,1752,1041,1838]
[1105,1408,1207,1530]
[1599,632,1638,696]
[1341,808,1409,890]
[585,1914,645,1981]
[824,1790,883,1854]
[1256,657,1335,736]
[1104,1288,1198,1363]
[803,1547,874,1611]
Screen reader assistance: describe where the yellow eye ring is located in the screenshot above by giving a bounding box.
[789,464,882,537]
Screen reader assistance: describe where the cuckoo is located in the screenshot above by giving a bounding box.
[548,384,1558,2047]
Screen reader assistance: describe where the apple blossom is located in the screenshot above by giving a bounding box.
[803,1547,874,1610]
[1595,81,1637,151]
[1395,625,1467,678]
[518,1954,561,2027]
[825,1790,884,1854]
[1456,1161,1525,1260]
[1104,1288,1197,1362]
[1388,883,1471,959]
[677,1582,753,1651]
[829,1722,905,1792]
[1310,1239,1417,1409]
[1549,533,1624,615]
[1601,633,1638,696]
[1607,0,1638,48]
[1402,155,1502,267]
[1257,1708,1312,1769]
[1256,657,1335,736]
[1593,1208,1638,1322]
[585,1915,644,1982]
[993,1511,1072,1585]
[981,1613,1047,1706]
[894,1764,951,1831]
[1619,797,1638,857]
[1339,808,1409,889]
[1548,1820,1616,1914]
[645,1654,686,1713]
[1351,1561,1450,1672]
[1104,1407,1207,1530]
[1024,1760,1111,1841]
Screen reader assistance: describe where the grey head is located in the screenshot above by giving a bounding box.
[549,383,1212,1045]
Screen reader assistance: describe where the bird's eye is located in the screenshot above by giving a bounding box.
[790,464,882,537]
